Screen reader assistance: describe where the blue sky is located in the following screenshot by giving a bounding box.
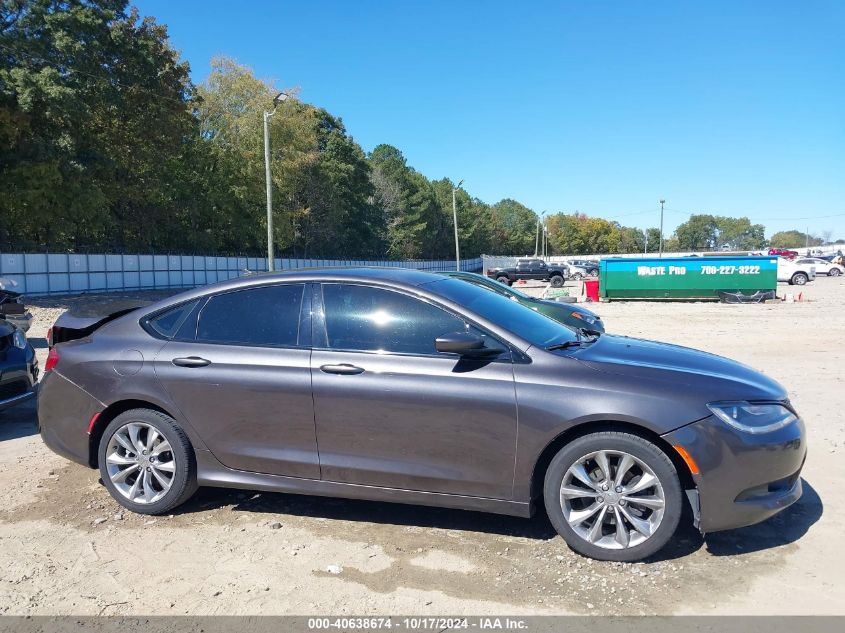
[135,0,845,239]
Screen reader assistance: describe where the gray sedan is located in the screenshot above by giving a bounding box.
[38,268,806,561]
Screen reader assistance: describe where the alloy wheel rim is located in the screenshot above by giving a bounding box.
[105,422,176,504]
[560,450,665,550]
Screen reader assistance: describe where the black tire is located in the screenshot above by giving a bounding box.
[550,275,564,288]
[543,431,683,562]
[496,275,511,286]
[571,272,583,281]
[98,408,198,515]
[589,269,599,278]
[791,272,808,286]
[829,268,841,277]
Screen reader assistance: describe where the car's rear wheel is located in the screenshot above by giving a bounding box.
[496,275,511,285]
[589,269,599,278]
[829,268,841,277]
[98,409,198,515]
[543,431,682,561]
[550,275,564,288]
[791,272,808,285]
[571,272,583,281]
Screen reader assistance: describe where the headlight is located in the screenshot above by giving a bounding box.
[12,329,27,349]
[707,401,798,434]
[569,312,596,325]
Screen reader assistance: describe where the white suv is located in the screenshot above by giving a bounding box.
[795,257,843,277]
[777,258,816,285]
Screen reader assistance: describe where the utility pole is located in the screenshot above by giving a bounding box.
[452,179,464,270]
[263,92,289,271]
[644,230,648,255]
[534,214,541,256]
[541,212,547,259]
[659,199,666,258]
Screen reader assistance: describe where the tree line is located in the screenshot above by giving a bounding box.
[1,2,837,258]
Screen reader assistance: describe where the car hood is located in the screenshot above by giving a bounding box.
[534,298,599,319]
[0,319,15,337]
[565,334,787,402]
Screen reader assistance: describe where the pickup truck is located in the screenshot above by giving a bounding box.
[486,258,569,287]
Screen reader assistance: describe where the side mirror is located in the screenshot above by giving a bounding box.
[435,331,500,357]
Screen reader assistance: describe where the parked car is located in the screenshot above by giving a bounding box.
[777,258,816,285]
[486,258,568,287]
[0,318,38,412]
[0,277,33,333]
[568,260,600,278]
[795,257,843,277]
[39,268,806,562]
[441,271,604,333]
[768,248,799,259]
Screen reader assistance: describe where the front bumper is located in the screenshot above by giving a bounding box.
[0,345,38,412]
[662,413,806,533]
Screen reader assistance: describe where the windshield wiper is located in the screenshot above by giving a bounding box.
[545,340,586,351]
[546,329,600,351]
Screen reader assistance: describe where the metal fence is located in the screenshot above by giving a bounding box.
[0,252,484,296]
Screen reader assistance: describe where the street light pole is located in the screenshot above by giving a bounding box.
[263,92,289,272]
[659,199,666,258]
[541,212,547,258]
[452,179,464,270]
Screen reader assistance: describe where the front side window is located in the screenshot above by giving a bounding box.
[197,284,304,347]
[321,284,466,355]
[423,277,578,347]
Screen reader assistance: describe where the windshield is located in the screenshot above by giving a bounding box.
[424,278,578,347]
[470,275,531,300]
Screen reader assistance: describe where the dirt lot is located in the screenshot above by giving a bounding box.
[0,278,843,615]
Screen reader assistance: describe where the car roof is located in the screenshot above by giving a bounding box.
[139,267,451,313]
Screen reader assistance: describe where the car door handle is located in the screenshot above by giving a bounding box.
[172,356,211,368]
[320,363,364,375]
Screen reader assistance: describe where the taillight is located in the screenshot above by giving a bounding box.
[46,327,53,348]
[45,347,60,373]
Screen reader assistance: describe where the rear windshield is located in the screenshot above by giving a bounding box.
[423,278,577,348]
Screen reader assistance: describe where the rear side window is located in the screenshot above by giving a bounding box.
[321,284,466,355]
[197,284,304,347]
[147,300,200,338]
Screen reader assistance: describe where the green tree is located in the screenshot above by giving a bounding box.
[0,0,205,251]
[546,213,620,255]
[713,216,766,250]
[644,228,662,253]
[488,199,537,255]
[368,144,439,259]
[674,214,718,250]
[769,230,822,249]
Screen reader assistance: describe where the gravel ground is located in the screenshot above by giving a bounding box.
[0,278,842,615]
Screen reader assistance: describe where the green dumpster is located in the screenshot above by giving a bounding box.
[599,256,777,300]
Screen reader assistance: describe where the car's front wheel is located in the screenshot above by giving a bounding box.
[791,272,808,285]
[496,275,511,285]
[571,272,583,281]
[550,275,564,288]
[829,268,841,277]
[98,409,198,515]
[543,431,683,561]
